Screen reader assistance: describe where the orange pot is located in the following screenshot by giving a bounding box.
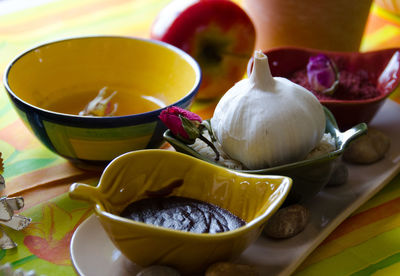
[243,0,373,52]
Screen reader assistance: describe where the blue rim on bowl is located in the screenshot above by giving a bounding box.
[4,36,202,128]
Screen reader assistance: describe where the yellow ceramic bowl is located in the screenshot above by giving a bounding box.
[69,150,292,275]
[3,36,201,169]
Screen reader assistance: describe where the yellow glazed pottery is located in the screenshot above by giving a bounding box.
[3,36,201,169]
[69,150,292,275]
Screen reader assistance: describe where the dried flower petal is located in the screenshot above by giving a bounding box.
[307,54,339,94]
[79,87,118,116]
[160,107,221,160]
[159,106,202,143]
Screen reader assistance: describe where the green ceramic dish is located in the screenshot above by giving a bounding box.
[163,107,367,204]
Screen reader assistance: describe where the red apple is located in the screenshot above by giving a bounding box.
[151,0,256,100]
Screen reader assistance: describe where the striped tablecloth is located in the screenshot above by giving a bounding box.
[1,1,400,275]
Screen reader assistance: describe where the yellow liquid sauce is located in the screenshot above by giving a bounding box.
[44,88,167,116]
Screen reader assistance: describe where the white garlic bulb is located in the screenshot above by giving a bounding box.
[211,50,326,169]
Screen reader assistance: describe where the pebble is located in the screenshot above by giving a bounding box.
[343,128,390,164]
[263,204,309,239]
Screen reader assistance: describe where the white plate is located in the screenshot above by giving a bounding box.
[70,214,141,276]
[70,100,400,276]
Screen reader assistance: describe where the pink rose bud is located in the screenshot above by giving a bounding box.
[159,106,202,143]
[307,54,339,94]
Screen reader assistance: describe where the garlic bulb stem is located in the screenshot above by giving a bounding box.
[250,50,274,91]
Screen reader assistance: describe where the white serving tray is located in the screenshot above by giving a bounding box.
[70,99,400,276]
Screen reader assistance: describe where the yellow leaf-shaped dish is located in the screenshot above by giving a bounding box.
[69,149,291,275]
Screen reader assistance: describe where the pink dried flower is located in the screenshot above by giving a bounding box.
[307,54,339,94]
[159,106,220,161]
[159,106,202,143]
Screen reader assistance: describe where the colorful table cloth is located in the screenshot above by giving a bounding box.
[1,1,400,275]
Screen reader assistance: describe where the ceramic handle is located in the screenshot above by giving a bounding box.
[339,122,368,149]
[69,182,102,205]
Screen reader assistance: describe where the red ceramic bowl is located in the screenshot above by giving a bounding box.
[247,47,400,130]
